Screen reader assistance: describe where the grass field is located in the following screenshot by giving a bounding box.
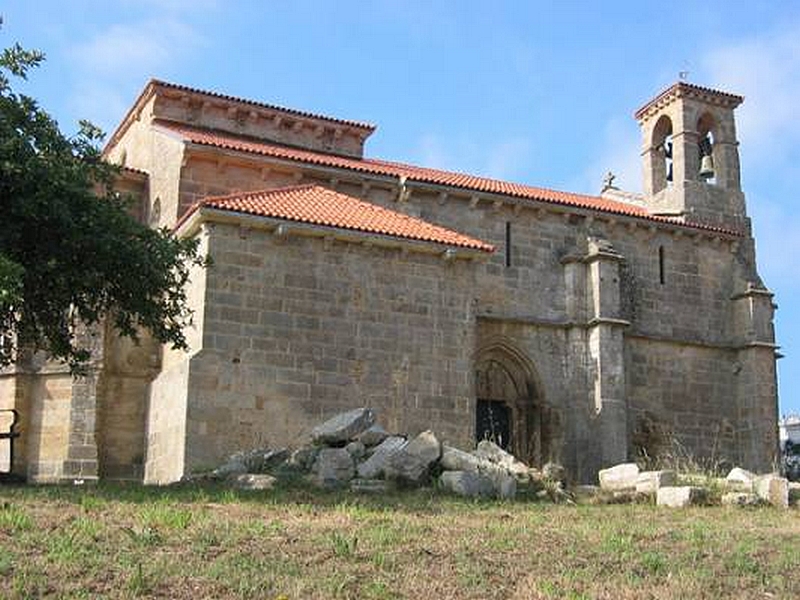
[0,481,798,599]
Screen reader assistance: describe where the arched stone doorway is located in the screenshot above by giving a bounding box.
[475,343,557,466]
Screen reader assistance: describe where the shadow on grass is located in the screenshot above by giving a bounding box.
[0,472,535,515]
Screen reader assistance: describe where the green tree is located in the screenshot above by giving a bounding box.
[0,40,204,372]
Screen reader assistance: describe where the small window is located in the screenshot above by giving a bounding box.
[505,221,512,268]
[658,246,666,285]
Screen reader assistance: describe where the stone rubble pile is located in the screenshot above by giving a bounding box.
[596,462,799,509]
[200,408,800,509]
[207,407,559,499]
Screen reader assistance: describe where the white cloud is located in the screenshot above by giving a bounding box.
[71,20,199,77]
[67,16,207,132]
[575,116,642,195]
[702,21,800,164]
[415,133,532,181]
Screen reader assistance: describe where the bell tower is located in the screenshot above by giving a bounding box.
[635,82,746,230]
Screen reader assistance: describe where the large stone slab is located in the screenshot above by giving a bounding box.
[311,448,355,487]
[310,408,376,445]
[721,492,762,507]
[726,467,756,491]
[441,445,488,472]
[754,474,789,508]
[384,430,441,484]
[598,463,640,492]
[635,470,677,494]
[229,473,276,491]
[356,436,407,479]
[656,486,706,508]
[357,424,391,447]
[473,440,529,478]
[440,470,495,498]
[350,478,391,494]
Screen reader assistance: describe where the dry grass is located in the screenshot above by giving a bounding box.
[0,480,798,599]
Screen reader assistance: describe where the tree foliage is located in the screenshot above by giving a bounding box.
[0,39,204,372]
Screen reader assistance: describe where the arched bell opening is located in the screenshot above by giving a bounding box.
[474,343,558,466]
[651,115,674,193]
[697,112,717,184]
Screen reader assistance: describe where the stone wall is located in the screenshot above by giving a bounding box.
[177,221,479,475]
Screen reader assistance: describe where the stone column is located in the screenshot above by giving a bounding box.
[732,284,780,472]
[584,239,630,468]
[61,324,105,483]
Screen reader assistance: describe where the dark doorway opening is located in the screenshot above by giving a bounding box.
[476,399,512,450]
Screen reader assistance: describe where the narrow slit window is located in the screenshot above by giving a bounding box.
[505,221,512,267]
[658,246,666,285]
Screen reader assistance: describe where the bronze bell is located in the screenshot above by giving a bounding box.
[699,154,715,179]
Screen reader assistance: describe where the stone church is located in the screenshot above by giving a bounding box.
[0,80,780,484]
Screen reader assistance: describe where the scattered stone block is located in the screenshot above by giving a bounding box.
[440,471,495,498]
[384,430,441,484]
[473,440,529,478]
[542,462,566,484]
[212,455,248,479]
[311,448,355,487]
[287,446,319,472]
[635,470,677,494]
[754,474,789,508]
[721,492,762,507]
[310,408,376,445]
[357,424,390,447]
[789,482,800,505]
[350,478,390,494]
[487,468,518,499]
[572,484,601,499]
[726,467,756,491]
[229,473,276,491]
[441,444,488,473]
[598,463,640,492]
[357,436,407,479]
[656,486,706,507]
[345,441,366,460]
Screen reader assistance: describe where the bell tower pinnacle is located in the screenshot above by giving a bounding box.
[635,82,746,230]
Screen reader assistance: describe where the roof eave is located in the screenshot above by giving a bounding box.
[178,206,493,258]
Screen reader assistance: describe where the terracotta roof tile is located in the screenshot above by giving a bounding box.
[155,119,742,236]
[181,184,495,252]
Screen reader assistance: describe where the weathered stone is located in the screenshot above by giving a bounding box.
[473,441,529,478]
[489,469,518,499]
[229,473,276,491]
[357,436,407,479]
[311,448,354,487]
[598,463,640,491]
[350,478,390,494]
[789,482,800,505]
[345,441,366,460]
[384,430,441,483]
[754,474,789,508]
[656,486,706,507]
[542,462,566,483]
[441,444,488,472]
[726,467,757,491]
[287,446,320,472]
[572,484,601,498]
[635,470,677,494]
[212,454,247,479]
[357,424,391,447]
[721,492,762,507]
[310,408,376,445]
[240,447,289,473]
[440,470,495,498]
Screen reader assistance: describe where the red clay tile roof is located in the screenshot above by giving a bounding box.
[180,184,495,252]
[155,119,742,236]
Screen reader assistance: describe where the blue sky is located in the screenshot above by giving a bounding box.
[4,1,799,414]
